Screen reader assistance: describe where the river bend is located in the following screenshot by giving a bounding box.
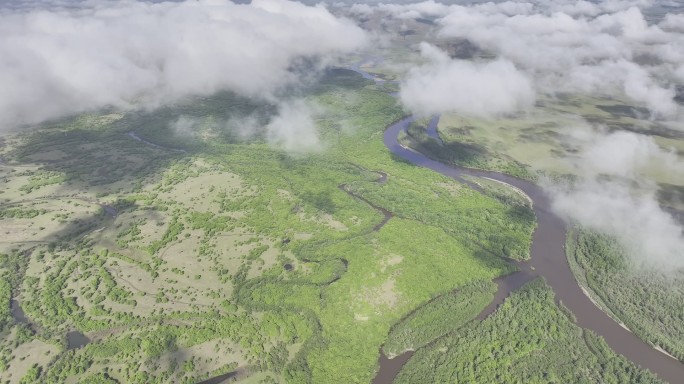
[380,116,684,383]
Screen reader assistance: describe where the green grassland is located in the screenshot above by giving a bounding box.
[567,229,684,361]
[422,94,684,185]
[394,279,662,384]
[0,70,537,383]
[401,118,535,181]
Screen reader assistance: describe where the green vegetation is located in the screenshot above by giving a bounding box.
[0,208,47,219]
[0,279,10,331]
[395,279,662,384]
[402,119,534,180]
[0,250,29,330]
[19,171,67,194]
[382,279,496,356]
[0,69,535,383]
[432,95,684,186]
[347,172,536,260]
[19,364,41,384]
[568,229,684,361]
[0,61,671,384]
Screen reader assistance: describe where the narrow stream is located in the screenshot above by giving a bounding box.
[424,115,443,144]
[127,131,187,153]
[10,299,89,350]
[132,62,682,383]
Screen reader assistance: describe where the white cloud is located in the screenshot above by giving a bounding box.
[0,0,366,130]
[170,116,200,138]
[266,99,322,153]
[551,180,684,270]
[547,128,684,270]
[357,1,682,119]
[661,12,684,33]
[573,129,681,178]
[376,0,451,19]
[435,3,682,118]
[399,43,535,117]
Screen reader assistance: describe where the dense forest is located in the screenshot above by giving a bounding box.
[382,279,496,357]
[395,279,662,384]
[567,229,684,361]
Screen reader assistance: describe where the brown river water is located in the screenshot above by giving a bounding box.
[126,65,683,383]
[372,115,684,383]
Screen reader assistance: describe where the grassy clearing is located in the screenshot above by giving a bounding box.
[0,335,59,384]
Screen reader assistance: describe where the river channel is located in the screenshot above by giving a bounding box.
[373,115,684,383]
[127,62,684,383]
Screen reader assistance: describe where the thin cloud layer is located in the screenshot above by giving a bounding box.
[266,99,322,153]
[552,180,684,270]
[361,1,683,119]
[399,42,535,117]
[436,1,683,118]
[359,1,684,268]
[576,130,680,179]
[0,0,366,130]
[547,128,684,270]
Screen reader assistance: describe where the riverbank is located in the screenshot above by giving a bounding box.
[376,115,684,383]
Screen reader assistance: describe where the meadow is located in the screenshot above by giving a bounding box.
[0,70,532,383]
[425,94,684,186]
[0,67,672,383]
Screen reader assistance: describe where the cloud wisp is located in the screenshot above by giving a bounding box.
[265,99,323,153]
[363,1,683,120]
[399,42,535,117]
[546,127,684,271]
[352,1,684,270]
[0,0,366,137]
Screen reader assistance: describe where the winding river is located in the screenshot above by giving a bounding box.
[376,115,684,383]
[123,62,684,382]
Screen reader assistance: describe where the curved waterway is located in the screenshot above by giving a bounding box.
[10,299,90,350]
[339,170,392,232]
[123,63,682,382]
[374,115,684,383]
[127,131,187,153]
[372,268,537,384]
